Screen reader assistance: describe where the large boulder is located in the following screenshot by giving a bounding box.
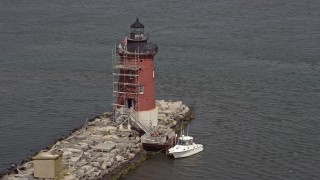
[106,126,117,132]
[92,142,116,152]
[77,169,85,178]
[116,142,133,150]
[110,148,121,155]
[105,160,114,168]
[91,161,100,167]
[131,147,141,154]
[128,153,135,159]
[81,165,93,172]
[116,155,124,162]
[158,114,166,121]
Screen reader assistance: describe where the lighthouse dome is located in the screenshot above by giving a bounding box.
[131,18,144,28]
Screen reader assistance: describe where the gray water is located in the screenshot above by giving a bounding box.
[1,0,320,179]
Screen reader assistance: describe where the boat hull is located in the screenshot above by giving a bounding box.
[142,137,177,152]
[142,143,170,152]
[169,144,203,158]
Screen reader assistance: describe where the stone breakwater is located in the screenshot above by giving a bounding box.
[1,100,193,180]
[156,100,192,132]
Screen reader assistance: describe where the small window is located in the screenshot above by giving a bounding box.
[152,70,155,78]
[139,86,144,94]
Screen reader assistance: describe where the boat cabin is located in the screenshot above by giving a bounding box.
[177,136,193,145]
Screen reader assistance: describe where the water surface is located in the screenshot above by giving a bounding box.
[1,0,320,179]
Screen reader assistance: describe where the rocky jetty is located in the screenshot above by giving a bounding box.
[156,100,192,132]
[1,100,193,180]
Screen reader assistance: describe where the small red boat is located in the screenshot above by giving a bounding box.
[141,130,177,152]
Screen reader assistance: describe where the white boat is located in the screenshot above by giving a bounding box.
[168,135,203,158]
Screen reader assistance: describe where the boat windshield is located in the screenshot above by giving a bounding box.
[177,139,193,145]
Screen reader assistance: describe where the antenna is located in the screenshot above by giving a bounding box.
[187,124,189,136]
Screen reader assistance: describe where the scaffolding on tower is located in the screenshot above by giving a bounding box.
[112,44,151,133]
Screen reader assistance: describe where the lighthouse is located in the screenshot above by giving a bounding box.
[112,19,158,133]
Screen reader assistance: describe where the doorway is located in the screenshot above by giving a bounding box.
[125,98,135,109]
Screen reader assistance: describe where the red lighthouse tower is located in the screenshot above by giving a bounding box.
[112,19,158,133]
